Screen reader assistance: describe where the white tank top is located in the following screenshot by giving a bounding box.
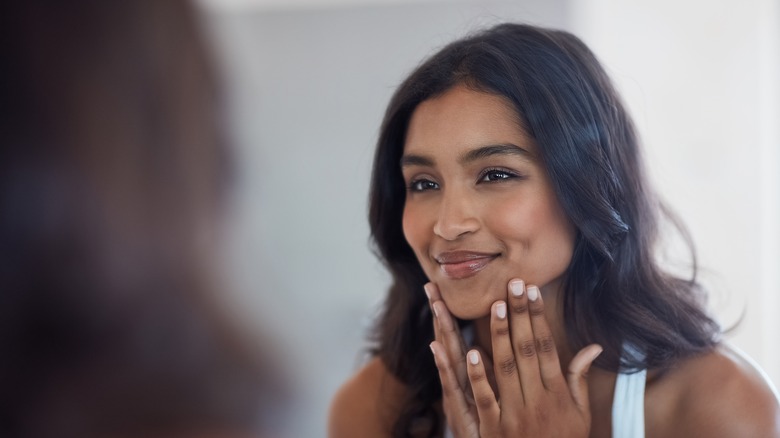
[611,367,646,438]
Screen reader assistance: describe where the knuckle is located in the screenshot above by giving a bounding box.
[518,339,537,358]
[529,302,546,316]
[494,324,510,337]
[511,301,529,314]
[442,380,459,398]
[469,369,487,384]
[475,394,495,410]
[534,404,550,424]
[442,320,457,334]
[502,416,521,432]
[536,335,556,354]
[499,356,517,376]
[555,394,569,410]
[437,372,456,394]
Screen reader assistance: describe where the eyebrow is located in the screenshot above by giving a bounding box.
[400,154,434,168]
[459,143,531,164]
[400,143,531,168]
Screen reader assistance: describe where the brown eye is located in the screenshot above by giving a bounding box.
[409,179,439,192]
[479,168,517,182]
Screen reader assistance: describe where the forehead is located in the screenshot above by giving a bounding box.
[404,85,535,156]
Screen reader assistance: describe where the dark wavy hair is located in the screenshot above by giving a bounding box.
[368,23,720,437]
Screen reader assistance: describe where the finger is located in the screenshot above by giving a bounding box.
[426,283,469,390]
[427,284,474,408]
[506,280,543,400]
[426,284,452,365]
[567,344,603,415]
[424,282,439,313]
[425,283,453,344]
[425,281,442,302]
[432,299,470,392]
[466,350,500,435]
[431,341,474,426]
[427,283,467,350]
[472,345,497,396]
[489,300,525,408]
[524,283,567,393]
[425,283,443,344]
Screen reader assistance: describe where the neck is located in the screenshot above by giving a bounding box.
[471,282,574,372]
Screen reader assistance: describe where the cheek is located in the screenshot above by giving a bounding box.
[402,204,426,255]
[488,196,542,241]
[491,194,576,276]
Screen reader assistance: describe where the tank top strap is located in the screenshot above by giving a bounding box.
[611,351,646,438]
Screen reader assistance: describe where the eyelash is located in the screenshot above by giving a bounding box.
[407,168,522,192]
[478,167,520,182]
[408,179,439,192]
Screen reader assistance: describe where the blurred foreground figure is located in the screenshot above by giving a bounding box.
[0,1,284,437]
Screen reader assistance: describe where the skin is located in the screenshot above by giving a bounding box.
[329,85,780,437]
[400,85,575,322]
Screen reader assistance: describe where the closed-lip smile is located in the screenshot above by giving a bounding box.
[434,251,499,280]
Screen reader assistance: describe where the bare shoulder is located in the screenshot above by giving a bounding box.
[328,356,407,438]
[652,344,780,437]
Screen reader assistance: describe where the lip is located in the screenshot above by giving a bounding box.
[434,251,499,280]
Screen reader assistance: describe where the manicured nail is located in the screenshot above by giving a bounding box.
[510,279,524,297]
[423,284,432,300]
[592,345,604,361]
[496,302,507,319]
[468,350,479,365]
[527,286,539,301]
[432,301,441,318]
[430,343,436,355]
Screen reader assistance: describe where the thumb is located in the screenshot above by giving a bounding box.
[567,344,603,415]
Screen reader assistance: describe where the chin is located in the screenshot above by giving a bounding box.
[438,282,500,321]
[448,305,491,321]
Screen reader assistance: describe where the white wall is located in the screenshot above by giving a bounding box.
[571,0,780,387]
[200,0,779,435]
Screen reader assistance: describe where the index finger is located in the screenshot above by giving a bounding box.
[430,341,476,430]
[426,283,469,392]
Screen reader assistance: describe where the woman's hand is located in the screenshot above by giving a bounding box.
[428,279,602,437]
[426,282,491,437]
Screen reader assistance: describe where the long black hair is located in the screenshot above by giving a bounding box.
[368,23,720,437]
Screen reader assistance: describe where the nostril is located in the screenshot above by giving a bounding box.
[433,196,479,240]
[433,219,478,241]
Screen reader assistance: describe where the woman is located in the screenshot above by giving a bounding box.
[330,23,780,437]
[0,1,284,437]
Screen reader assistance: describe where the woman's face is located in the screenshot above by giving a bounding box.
[401,85,576,320]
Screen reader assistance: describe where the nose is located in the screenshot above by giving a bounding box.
[432,188,479,240]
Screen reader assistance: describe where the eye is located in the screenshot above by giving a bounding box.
[408,178,439,192]
[478,168,518,183]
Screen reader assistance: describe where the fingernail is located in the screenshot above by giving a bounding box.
[496,302,507,319]
[423,283,432,300]
[592,345,604,361]
[432,301,440,318]
[510,279,524,297]
[468,350,479,365]
[527,285,539,301]
[430,343,436,355]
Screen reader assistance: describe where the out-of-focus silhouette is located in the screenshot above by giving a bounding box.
[0,1,284,437]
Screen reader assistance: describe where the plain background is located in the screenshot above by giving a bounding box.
[198,0,779,436]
